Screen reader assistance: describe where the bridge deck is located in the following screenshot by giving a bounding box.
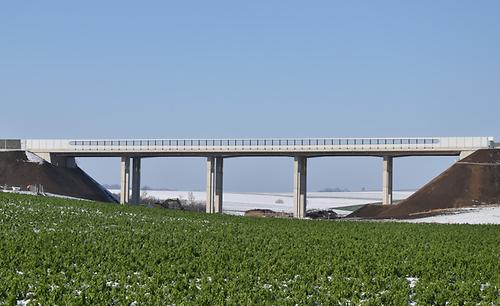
[11,137,495,157]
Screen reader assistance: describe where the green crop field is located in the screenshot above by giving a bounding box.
[0,193,498,305]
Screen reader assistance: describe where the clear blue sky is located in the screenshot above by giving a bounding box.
[1,1,499,192]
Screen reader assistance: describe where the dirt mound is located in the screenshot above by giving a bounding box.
[245,209,293,218]
[306,209,339,220]
[349,149,500,219]
[245,209,340,220]
[0,151,117,203]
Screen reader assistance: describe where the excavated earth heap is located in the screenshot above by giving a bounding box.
[349,149,500,219]
[0,151,117,203]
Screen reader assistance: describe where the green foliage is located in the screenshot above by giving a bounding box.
[0,192,498,305]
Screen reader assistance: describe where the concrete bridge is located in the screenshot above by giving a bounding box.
[1,137,495,218]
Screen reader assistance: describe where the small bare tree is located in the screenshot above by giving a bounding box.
[187,192,195,205]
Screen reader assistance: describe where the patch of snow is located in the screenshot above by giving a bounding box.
[16,300,30,306]
[0,189,90,201]
[406,206,500,224]
[406,276,419,306]
[480,283,489,291]
[106,281,119,288]
[24,151,44,165]
[1,190,35,196]
[44,193,89,201]
[406,277,418,289]
[49,284,60,291]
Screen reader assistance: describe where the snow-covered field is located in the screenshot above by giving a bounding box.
[108,189,500,224]
[405,206,500,225]
[109,189,414,216]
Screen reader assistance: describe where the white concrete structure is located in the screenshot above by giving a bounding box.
[1,137,495,217]
[120,157,130,204]
[293,156,307,218]
[18,137,495,157]
[382,156,393,205]
[131,157,141,204]
[206,157,223,213]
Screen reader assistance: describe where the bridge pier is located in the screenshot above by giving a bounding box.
[120,157,131,204]
[293,156,307,218]
[382,156,393,205]
[206,156,223,213]
[131,157,141,204]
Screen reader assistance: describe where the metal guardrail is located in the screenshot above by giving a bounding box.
[70,138,442,147]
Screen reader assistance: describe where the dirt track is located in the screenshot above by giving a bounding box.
[0,151,117,202]
[349,149,500,219]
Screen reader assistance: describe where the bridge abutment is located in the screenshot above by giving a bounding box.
[206,156,223,213]
[293,156,307,218]
[382,156,393,205]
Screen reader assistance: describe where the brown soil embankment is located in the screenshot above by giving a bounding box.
[0,151,117,202]
[349,149,500,219]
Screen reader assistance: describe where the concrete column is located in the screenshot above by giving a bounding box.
[206,157,223,213]
[206,157,215,213]
[382,156,393,205]
[120,157,131,204]
[131,157,141,204]
[293,156,307,218]
[214,157,223,213]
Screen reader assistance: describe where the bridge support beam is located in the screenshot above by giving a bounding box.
[206,157,223,213]
[131,157,141,204]
[120,157,131,204]
[33,152,77,168]
[382,156,393,205]
[293,156,307,218]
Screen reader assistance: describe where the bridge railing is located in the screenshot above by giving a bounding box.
[23,137,495,153]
